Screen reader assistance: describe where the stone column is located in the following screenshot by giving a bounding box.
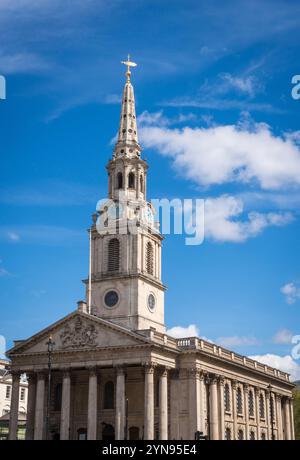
[115,366,126,440]
[169,371,180,440]
[8,371,20,440]
[265,390,271,439]
[60,370,71,440]
[232,381,237,440]
[255,388,261,440]
[34,372,46,440]
[159,368,168,440]
[87,368,98,440]
[144,363,155,440]
[199,372,206,436]
[243,384,249,440]
[188,368,201,439]
[25,373,36,440]
[218,377,225,440]
[276,394,283,440]
[283,397,291,440]
[290,398,295,440]
[210,375,219,440]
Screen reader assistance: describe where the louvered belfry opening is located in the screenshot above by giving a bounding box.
[108,238,120,272]
[146,241,154,275]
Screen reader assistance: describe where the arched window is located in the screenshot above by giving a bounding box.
[117,172,123,189]
[146,241,154,275]
[237,387,243,414]
[261,432,266,440]
[225,428,231,440]
[104,381,114,409]
[128,172,135,189]
[248,390,254,417]
[259,394,265,419]
[238,429,244,440]
[249,430,255,440]
[54,383,62,411]
[108,238,120,272]
[224,383,231,412]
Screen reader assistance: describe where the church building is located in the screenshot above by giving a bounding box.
[7,59,295,441]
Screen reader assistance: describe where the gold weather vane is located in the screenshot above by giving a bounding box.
[121,54,137,81]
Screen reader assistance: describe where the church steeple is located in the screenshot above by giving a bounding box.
[87,58,165,333]
[113,55,142,159]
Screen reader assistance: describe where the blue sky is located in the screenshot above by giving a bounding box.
[1,0,300,379]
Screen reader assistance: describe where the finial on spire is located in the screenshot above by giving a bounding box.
[121,54,137,82]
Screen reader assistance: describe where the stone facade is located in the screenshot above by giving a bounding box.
[6,63,295,440]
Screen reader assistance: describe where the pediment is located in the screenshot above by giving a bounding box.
[8,311,150,355]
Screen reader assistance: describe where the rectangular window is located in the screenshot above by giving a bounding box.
[5,386,11,399]
[20,388,26,401]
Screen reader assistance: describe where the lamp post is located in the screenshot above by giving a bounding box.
[46,336,55,440]
[268,384,275,440]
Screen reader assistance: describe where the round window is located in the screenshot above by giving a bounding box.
[147,293,156,311]
[104,290,119,308]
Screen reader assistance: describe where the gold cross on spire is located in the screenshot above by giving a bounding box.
[121,54,137,82]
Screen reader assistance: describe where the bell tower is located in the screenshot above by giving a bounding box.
[86,57,166,333]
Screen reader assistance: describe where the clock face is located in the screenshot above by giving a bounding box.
[147,293,156,311]
[104,290,119,308]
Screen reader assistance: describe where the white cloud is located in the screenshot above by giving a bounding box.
[139,122,300,190]
[216,335,259,348]
[281,282,300,304]
[204,195,293,243]
[220,73,263,98]
[167,324,199,338]
[272,328,294,344]
[249,354,300,381]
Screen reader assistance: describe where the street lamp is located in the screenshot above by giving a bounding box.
[268,384,275,440]
[46,335,55,440]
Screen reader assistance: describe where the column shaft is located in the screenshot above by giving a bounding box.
[34,373,46,440]
[232,382,237,440]
[115,367,126,440]
[159,369,168,440]
[255,388,261,440]
[210,377,219,440]
[188,369,201,439]
[144,364,154,440]
[276,395,283,440]
[87,369,98,440]
[218,378,225,440]
[25,373,36,440]
[284,398,291,440]
[8,372,20,440]
[199,374,206,435]
[60,371,71,440]
[243,385,249,440]
[290,399,295,440]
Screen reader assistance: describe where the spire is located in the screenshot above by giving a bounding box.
[114,55,141,159]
